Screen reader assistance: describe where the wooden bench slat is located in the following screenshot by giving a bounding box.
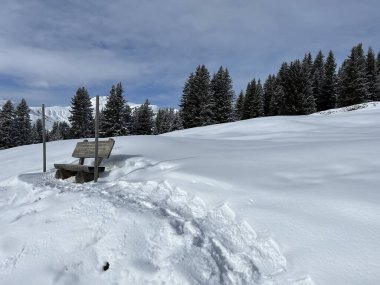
[54,164,106,173]
[72,139,115,158]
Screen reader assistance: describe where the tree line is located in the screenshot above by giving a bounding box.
[0,82,183,149]
[1,43,379,149]
[179,43,380,127]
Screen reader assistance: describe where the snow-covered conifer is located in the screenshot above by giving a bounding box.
[14,98,32,146]
[68,87,94,138]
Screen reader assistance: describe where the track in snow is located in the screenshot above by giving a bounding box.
[1,157,313,285]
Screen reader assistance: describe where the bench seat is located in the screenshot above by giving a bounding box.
[54,164,105,173]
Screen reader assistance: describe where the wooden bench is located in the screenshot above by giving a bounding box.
[54,138,115,183]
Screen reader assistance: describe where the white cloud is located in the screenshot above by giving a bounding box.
[0,0,379,106]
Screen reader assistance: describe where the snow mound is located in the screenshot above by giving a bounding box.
[313,101,380,116]
[0,156,311,285]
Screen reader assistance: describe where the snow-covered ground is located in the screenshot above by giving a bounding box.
[0,96,160,130]
[1,102,380,284]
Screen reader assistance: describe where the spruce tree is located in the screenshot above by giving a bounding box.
[49,122,63,141]
[0,100,16,149]
[235,90,245,120]
[242,79,256,119]
[252,80,264,117]
[172,111,183,131]
[197,66,213,126]
[154,109,166,135]
[59,122,70,140]
[68,87,94,138]
[30,124,39,144]
[123,104,132,135]
[180,65,213,128]
[263,75,276,116]
[301,56,317,114]
[337,44,369,107]
[375,52,380,101]
[154,108,179,134]
[133,100,154,135]
[211,66,234,123]
[179,73,195,129]
[269,83,284,116]
[312,51,325,111]
[321,51,337,110]
[101,82,128,137]
[14,98,32,146]
[366,47,377,101]
[35,118,43,143]
[285,60,306,115]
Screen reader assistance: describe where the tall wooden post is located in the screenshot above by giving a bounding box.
[94,96,99,182]
[42,104,46,172]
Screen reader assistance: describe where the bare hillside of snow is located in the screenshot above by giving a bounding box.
[1,102,380,284]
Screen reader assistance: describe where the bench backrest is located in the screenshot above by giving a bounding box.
[72,138,115,159]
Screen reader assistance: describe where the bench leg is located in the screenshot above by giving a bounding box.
[75,172,96,183]
[55,169,75,180]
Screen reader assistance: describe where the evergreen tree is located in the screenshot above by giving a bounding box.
[211,66,234,123]
[269,83,284,116]
[14,98,32,146]
[179,73,195,129]
[154,109,167,135]
[242,79,256,119]
[301,56,317,114]
[34,118,43,143]
[366,47,377,101]
[375,52,380,101]
[263,75,276,116]
[321,50,337,110]
[123,104,132,135]
[312,50,325,111]
[0,100,16,149]
[197,66,213,126]
[172,112,183,131]
[235,90,245,120]
[59,122,70,140]
[30,124,39,144]
[68,87,94,138]
[337,44,369,107]
[180,65,213,128]
[133,100,154,135]
[252,80,264,117]
[49,122,63,141]
[101,82,128,137]
[154,108,180,134]
[284,60,307,115]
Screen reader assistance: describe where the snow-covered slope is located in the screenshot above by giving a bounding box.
[1,96,160,130]
[1,103,380,284]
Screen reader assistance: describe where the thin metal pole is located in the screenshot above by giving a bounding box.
[94,96,99,182]
[42,104,46,173]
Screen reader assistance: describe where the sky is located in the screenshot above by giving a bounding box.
[0,0,379,108]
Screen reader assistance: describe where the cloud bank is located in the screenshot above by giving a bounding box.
[0,0,379,106]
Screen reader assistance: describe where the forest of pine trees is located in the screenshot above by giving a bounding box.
[1,44,380,150]
[179,44,380,128]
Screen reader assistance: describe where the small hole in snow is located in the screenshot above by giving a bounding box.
[103,262,109,271]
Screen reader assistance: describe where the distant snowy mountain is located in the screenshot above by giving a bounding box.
[1,96,160,130]
[0,98,9,106]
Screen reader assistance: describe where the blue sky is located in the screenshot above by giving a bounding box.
[0,0,379,107]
